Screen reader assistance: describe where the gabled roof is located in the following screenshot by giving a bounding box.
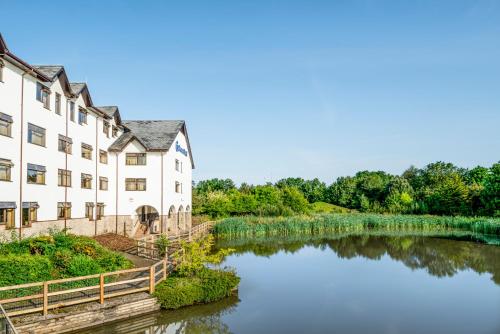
[109,120,194,168]
[97,106,122,125]
[32,65,64,80]
[33,65,73,96]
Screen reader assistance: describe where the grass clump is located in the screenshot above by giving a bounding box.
[0,230,133,287]
[154,235,239,309]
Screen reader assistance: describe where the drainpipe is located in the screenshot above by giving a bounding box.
[18,71,29,240]
[64,97,69,232]
[160,152,164,234]
[95,116,98,236]
[115,152,118,234]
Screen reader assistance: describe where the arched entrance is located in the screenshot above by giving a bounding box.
[135,205,159,235]
[167,205,176,233]
[177,205,185,231]
[185,205,191,231]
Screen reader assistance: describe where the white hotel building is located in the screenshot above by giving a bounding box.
[0,34,194,239]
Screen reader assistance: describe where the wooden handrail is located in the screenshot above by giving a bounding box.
[0,259,168,317]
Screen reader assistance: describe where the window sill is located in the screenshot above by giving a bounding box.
[43,106,51,111]
[27,182,46,185]
[0,179,12,182]
[58,185,72,188]
[28,142,46,148]
[0,134,13,138]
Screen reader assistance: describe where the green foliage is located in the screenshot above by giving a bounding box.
[155,235,170,257]
[174,235,234,277]
[0,255,54,286]
[195,161,499,218]
[0,231,132,286]
[154,268,240,309]
[310,202,352,214]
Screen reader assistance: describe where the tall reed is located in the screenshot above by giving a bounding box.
[212,213,500,241]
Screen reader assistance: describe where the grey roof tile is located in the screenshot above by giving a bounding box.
[70,82,86,96]
[32,65,63,81]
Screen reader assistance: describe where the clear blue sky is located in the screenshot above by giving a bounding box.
[2,0,499,184]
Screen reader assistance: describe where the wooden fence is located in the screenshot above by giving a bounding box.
[135,221,214,260]
[0,303,17,334]
[0,260,167,317]
[0,221,215,318]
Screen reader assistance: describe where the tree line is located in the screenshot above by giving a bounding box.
[193,161,499,218]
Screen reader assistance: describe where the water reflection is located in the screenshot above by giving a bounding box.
[216,234,500,284]
[77,295,239,334]
[82,235,500,334]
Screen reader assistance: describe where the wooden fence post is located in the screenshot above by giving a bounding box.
[43,282,48,316]
[99,274,105,304]
[149,266,155,294]
[163,259,167,280]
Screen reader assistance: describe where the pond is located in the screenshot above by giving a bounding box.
[80,234,500,334]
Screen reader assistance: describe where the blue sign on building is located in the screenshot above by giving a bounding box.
[176,141,188,156]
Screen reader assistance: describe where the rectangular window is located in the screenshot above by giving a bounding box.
[125,178,146,191]
[22,203,38,226]
[0,159,13,181]
[0,116,12,137]
[99,176,108,190]
[126,153,146,165]
[175,159,183,173]
[55,93,61,115]
[96,203,104,220]
[27,164,46,185]
[70,101,75,122]
[57,202,71,219]
[27,123,46,147]
[58,169,71,187]
[81,173,92,189]
[81,143,93,160]
[0,208,15,229]
[78,108,88,125]
[175,181,182,193]
[85,202,94,220]
[112,126,118,138]
[99,150,108,164]
[36,83,50,109]
[58,135,72,154]
[103,121,110,137]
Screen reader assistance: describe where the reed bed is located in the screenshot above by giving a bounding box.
[212,213,500,242]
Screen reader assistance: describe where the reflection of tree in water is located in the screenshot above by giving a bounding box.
[217,234,500,284]
[155,294,238,334]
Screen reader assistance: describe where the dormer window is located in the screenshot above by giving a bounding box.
[36,83,51,109]
[112,126,118,138]
[78,108,88,125]
[103,121,110,138]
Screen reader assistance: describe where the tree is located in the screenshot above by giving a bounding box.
[481,163,500,216]
[196,179,236,194]
[281,187,309,214]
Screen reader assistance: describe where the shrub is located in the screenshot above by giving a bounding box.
[154,275,204,309]
[0,255,54,286]
[66,255,102,276]
[154,268,239,309]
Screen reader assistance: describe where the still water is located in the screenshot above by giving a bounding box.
[82,235,500,334]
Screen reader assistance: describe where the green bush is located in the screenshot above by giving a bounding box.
[0,255,54,286]
[154,269,239,309]
[0,232,132,286]
[66,255,102,276]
